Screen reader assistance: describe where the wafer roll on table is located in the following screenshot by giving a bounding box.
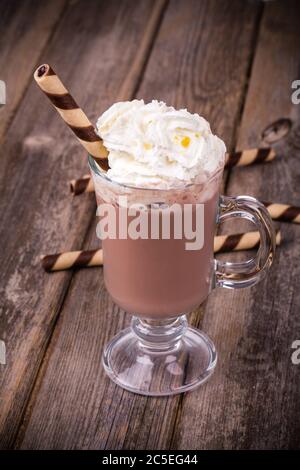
[41,229,281,272]
[41,249,103,272]
[69,146,276,195]
[214,229,281,254]
[34,64,109,170]
[262,202,300,224]
[224,147,276,168]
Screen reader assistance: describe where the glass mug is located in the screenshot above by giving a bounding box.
[89,156,275,396]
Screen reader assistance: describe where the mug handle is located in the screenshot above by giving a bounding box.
[215,195,276,289]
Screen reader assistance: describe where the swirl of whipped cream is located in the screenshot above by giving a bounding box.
[96,100,226,188]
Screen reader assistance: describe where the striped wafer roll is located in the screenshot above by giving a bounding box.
[225,147,276,168]
[34,64,109,170]
[263,202,300,224]
[214,229,281,254]
[41,249,103,272]
[70,174,94,195]
[41,230,281,272]
[69,146,276,195]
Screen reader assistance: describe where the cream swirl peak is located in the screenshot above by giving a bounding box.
[96,100,226,188]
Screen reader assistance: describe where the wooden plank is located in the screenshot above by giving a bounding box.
[0,0,68,142]
[171,0,300,449]
[0,0,163,449]
[16,0,262,450]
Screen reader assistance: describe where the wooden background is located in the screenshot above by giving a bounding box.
[0,0,300,450]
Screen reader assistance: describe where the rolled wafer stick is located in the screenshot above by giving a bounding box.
[34,64,109,170]
[262,202,300,224]
[69,146,276,195]
[225,147,276,168]
[41,249,103,272]
[41,229,281,272]
[214,229,281,254]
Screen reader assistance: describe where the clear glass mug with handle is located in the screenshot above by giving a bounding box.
[89,155,275,396]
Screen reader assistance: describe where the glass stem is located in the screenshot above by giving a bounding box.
[131,315,188,352]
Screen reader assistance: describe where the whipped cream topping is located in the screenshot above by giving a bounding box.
[96,100,226,189]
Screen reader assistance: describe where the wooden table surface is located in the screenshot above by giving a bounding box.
[1,0,300,450]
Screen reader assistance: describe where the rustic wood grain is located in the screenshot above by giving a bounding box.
[16,0,263,450]
[171,0,300,450]
[0,0,161,449]
[0,0,69,143]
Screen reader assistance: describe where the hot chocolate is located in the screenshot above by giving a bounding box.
[89,100,275,396]
[93,100,225,318]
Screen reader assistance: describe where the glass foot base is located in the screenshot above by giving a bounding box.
[102,316,217,396]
